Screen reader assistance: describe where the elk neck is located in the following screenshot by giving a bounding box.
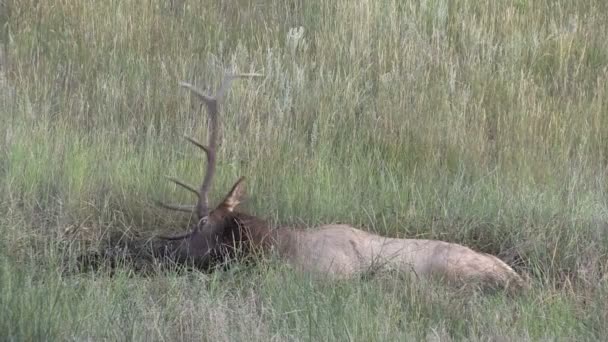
[228,211,298,257]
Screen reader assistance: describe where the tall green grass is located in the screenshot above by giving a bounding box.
[1,0,607,339]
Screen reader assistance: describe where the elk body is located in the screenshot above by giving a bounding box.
[157,74,526,291]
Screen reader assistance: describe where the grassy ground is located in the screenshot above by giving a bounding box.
[1,0,607,340]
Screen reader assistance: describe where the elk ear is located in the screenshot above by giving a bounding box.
[220,176,246,212]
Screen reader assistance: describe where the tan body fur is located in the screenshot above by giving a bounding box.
[255,224,526,289]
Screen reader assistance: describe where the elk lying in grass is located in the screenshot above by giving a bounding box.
[156,73,527,291]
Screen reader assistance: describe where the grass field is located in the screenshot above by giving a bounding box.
[1,0,607,340]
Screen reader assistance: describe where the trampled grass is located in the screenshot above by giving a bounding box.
[1,0,607,340]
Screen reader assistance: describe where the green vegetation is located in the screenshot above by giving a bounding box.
[1,0,607,340]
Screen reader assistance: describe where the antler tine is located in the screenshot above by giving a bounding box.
[154,201,196,213]
[179,81,218,219]
[157,231,195,241]
[179,72,263,220]
[183,135,208,153]
[164,176,199,197]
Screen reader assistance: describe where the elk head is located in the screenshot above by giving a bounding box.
[155,72,262,269]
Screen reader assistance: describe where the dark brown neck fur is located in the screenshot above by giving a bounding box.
[225,212,297,258]
[227,212,276,251]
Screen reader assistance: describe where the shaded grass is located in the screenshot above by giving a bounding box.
[2,247,607,341]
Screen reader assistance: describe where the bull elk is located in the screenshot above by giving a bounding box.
[156,73,527,291]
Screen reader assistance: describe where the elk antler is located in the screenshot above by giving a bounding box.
[156,72,262,239]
